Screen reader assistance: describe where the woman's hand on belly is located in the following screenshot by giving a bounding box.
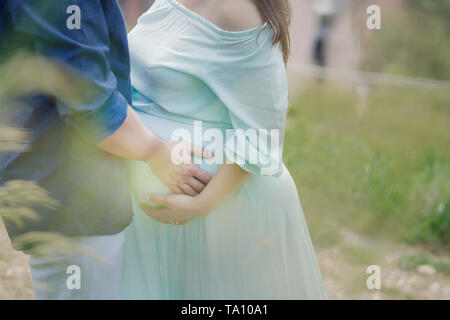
[139,193,208,225]
[139,163,251,225]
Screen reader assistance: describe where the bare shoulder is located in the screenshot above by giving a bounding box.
[217,0,265,31]
[178,0,264,32]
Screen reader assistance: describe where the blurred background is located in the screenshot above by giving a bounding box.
[1,0,449,299]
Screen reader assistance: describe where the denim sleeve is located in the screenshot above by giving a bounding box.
[8,0,128,143]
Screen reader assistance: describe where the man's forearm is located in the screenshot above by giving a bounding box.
[98,105,214,195]
[98,106,161,162]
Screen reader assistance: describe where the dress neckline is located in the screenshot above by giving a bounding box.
[167,0,269,38]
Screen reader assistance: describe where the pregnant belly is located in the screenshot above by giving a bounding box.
[129,110,298,209]
[128,110,224,205]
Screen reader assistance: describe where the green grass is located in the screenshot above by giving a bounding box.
[340,244,381,266]
[398,254,450,276]
[284,85,450,248]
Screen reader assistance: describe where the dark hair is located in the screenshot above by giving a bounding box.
[255,0,292,63]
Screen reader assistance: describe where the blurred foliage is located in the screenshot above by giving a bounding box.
[0,126,62,256]
[0,53,59,233]
[12,232,102,261]
[0,52,100,110]
[285,85,450,248]
[406,0,450,26]
[0,127,30,153]
[0,56,98,259]
[362,0,450,81]
[0,180,57,229]
[0,130,99,260]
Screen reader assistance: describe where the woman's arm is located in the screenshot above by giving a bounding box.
[139,163,251,225]
[196,164,251,213]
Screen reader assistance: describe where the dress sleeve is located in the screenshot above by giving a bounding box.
[208,37,288,176]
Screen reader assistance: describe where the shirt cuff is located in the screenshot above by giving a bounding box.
[76,91,128,144]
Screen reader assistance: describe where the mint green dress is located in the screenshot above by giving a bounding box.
[121,0,327,299]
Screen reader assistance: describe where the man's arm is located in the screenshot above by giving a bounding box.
[99,105,213,195]
[8,0,212,193]
[98,105,160,162]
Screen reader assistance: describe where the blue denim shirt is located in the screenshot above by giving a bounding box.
[0,0,134,244]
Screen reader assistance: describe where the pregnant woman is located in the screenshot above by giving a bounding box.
[121,0,327,299]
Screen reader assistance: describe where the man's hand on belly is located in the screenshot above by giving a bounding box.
[146,140,213,195]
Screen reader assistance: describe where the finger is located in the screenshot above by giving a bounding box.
[139,204,189,225]
[147,214,188,226]
[171,185,183,195]
[192,167,213,184]
[139,204,171,219]
[187,178,206,193]
[139,203,169,218]
[173,221,188,226]
[144,194,168,207]
[152,217,172,225]
[190,143,213,159]
[181,183,198,196]
[167,219,188,226]
[161,218,189,226]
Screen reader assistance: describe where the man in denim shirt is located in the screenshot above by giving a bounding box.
[0,0,212,299]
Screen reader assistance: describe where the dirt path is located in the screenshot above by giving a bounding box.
[317,230,450,300]
[0,220,32,299]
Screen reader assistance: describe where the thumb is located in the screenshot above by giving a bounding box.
[189,143,214,159]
